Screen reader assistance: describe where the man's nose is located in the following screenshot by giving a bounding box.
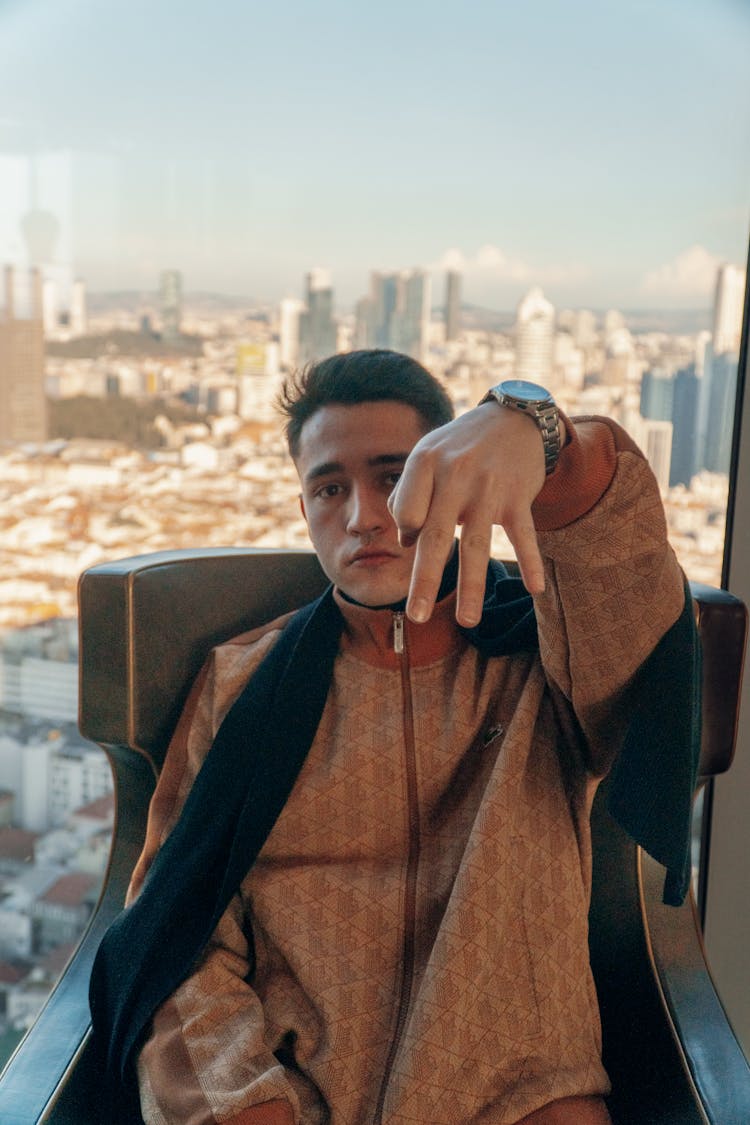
[346,485,388,536]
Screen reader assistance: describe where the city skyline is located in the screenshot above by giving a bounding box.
[0,0,749,310]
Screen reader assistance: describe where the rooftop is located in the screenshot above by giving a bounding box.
[0,827,38,864]
[39,872,97,908]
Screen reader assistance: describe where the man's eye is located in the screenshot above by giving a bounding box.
[384,472,402,490]
[315,483,342,499]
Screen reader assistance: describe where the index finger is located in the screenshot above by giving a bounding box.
[387,448,434,548]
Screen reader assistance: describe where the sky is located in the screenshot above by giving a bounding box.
[0,0,749,312]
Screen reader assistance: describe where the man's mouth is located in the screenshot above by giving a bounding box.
[348,548,399,566]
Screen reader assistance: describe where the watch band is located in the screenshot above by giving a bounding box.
[479,380,561,475]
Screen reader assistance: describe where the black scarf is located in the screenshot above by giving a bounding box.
[88,558,699,1111]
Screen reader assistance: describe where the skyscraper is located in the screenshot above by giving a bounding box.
[704,351,738,473]
[670,366,700,488]
[696,261,746,474]
[279,297,305,371]
[445,271,462,341]
[298,269,337,364]
[0,266,47,444]
[514,288,555,385]
[355,269,430,361]
[160,270,182,343]
[712,262,746,356]
[641,420,673,493]
[391,270,430,361]
[640,368,674,422]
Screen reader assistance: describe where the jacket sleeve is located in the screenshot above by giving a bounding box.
[531,414,687,775]
[136,891,299,1124]
[130,628,303,1125]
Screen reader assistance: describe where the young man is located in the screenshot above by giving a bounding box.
[90,349,697,1124]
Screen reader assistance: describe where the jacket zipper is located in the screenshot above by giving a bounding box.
[373,611,420,1123]
[393,610,405,654]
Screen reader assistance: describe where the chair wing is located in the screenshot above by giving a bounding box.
[0,547,747,1125]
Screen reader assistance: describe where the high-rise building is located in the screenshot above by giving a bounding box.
[445,270,462,341]
[298,268,337,365]
[514,287,555,385]
[0,266,47,444]
[160,269,182,343]
[237,342,281,423]
[642,420,674,493]
[640,368,674,422]
[391,270,430,360]
[279,297,305,371]
[604,309,626,344]
[372,271,399,348]
[353,294,377,349]
[627,412,673,493]
[572,309,597,350]
[354,269,430,361]
[712,262,746,356]
[704,351,738,473]
[670,366,700,488]
[696,262,746,474]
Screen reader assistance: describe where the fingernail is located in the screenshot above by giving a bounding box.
[409,597,430,623]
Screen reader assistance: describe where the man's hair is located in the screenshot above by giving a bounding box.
[278,349,454,457]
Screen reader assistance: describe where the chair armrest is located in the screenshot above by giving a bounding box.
[639,848,750,1124]
[690,581,748,778]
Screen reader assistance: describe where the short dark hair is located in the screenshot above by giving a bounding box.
[278,349,454,457]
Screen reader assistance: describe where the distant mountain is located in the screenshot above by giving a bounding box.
[615,309,713,334]
[86,290,268,315]
[457,304,712,336]
[85,291,712,338]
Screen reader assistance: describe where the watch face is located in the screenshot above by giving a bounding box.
[499,379,551,403]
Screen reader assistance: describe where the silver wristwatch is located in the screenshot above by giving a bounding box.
[479,379,561,475]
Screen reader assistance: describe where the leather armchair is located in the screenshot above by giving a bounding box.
[0,548,747,1125]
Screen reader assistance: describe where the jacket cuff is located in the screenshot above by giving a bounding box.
[225,1099,296,1125]
[532,413,642,532]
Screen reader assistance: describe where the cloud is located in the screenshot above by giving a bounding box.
[434,244,589,287]
[641,244,722,298]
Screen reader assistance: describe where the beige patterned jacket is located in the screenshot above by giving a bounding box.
[129,418,685,1125]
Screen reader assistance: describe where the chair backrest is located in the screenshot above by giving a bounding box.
[78,547,329,770]
[78,549,747,780]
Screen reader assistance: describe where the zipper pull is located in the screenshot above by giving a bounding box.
[393,611,405,654]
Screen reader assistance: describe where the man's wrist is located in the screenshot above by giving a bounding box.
[478,380,561,474]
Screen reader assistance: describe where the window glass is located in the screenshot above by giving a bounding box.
[0,0,749,1067]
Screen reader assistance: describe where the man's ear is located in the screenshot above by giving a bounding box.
[299,493,307,522]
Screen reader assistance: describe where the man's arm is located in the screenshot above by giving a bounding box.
[137,893,298,1125]
[394,398,690,765]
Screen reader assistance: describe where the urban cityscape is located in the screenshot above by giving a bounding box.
[0,254,745,1066]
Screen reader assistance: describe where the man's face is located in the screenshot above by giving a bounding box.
[295,400,429,606]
